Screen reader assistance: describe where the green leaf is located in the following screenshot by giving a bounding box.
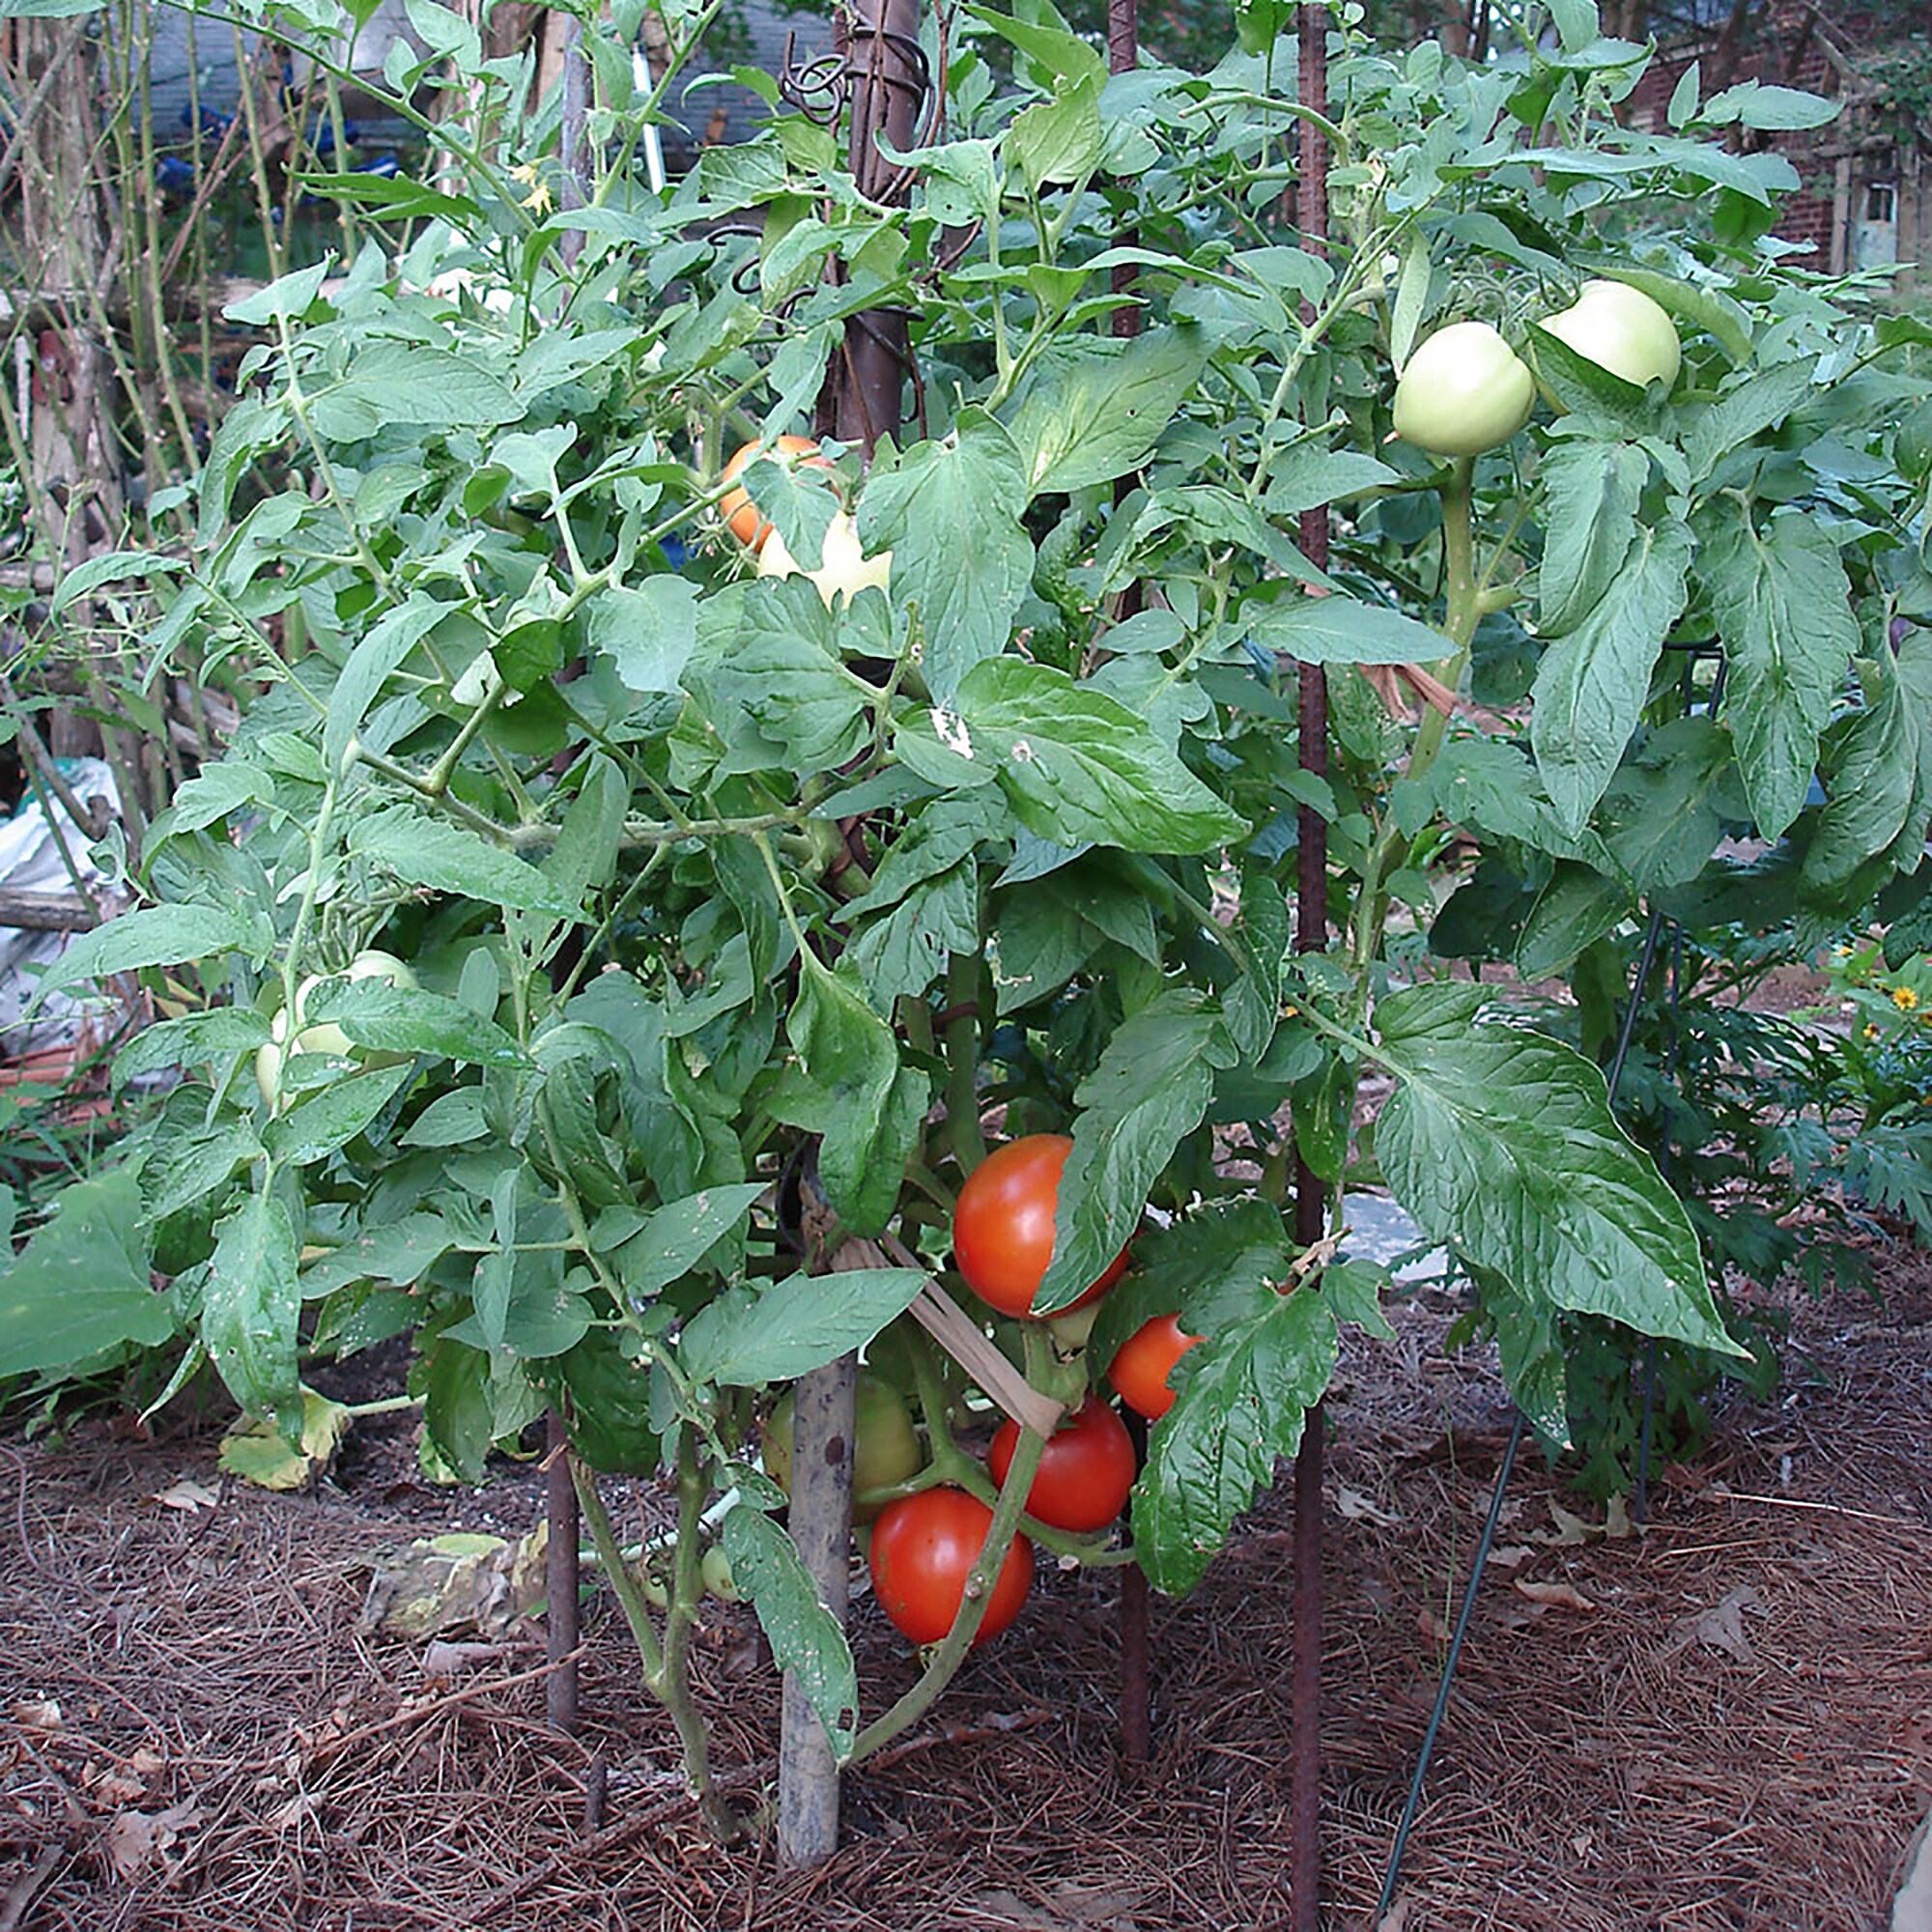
[1008,327,1207,498]
[348,808,579,918]
[148,762,277,840]
[1039,994,1237,1312]
[1530,519,1692,834]
[589,579,700,695]
[1370,982,1740,1353]
[51,552,187,615]
[114,1008,272,1088]
[1515,863,1631,980]
[204,1191,303,1435]
[223,259,332,326]
[845,863,980,1007]
[1682,358,1818,482]
[1132,1287,1337,1596]
[298,1213,454,1300]
[327,597,451,772]
[1248,594,1453,666]
[307,345,522,441]
[678,1266,927,1385]
[30,903,272,1009]
[1600,715,1744,893]
[898,658,1246,856]
[265,1064,414,1166]
[787,963,917,1236]
[1700,80,1837,130]
[1804,656,1917,896]
[611,1183,766,1304]
[142,1118,263,1222]
[1476,1265,1571,1448]
[1092,1198,1291,1374]
[1538,441,1647,637]
[721,1507,859,1758]
[1009,74,1105,192]
[1704,500,1857,839]
[0,1171,169,1377]
[697,585,872,770]
[301,980,526,1065]
[856,410,1034,698]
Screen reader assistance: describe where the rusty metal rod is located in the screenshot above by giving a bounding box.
[545,1411,582,1733]
[1290,7,1332,1928]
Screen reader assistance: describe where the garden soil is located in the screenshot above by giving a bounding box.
[4,1252,1928,1932]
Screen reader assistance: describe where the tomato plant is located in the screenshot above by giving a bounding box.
[952,1135,1129,1319]
[988,1395,1135,1532]
[13,0,1930,1840]
[868,1487,1035,1647]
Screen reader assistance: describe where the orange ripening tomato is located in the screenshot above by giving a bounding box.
[1109,1313,1202,1421]
[717,435,832,554]
[952,1134,1131,1321]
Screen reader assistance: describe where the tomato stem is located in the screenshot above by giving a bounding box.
[844,1422,1047,1766]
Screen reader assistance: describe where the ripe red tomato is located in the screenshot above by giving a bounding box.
[717,434,832,554]
[1109,1313,1202,1421]
[867,1487,1034,1647]
[987,1395,1136,1533]
[952,1134,1130,1320]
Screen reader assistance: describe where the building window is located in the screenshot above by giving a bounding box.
[1865,181,1897,225]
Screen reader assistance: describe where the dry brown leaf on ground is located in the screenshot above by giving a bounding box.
[1335,1485,1403,1526]
[1515,1578,1599,1612]
[100,1799,201,1881]
[151,1477,218,1513]
[1667,1583,1769,1662]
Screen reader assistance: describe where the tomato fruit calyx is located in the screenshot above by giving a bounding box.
[987,1395,1136,1533]
[762,1370,924,1522]
[952,1133,1132,1321]
[1535,279,1681,391]
[1109,1313,1203,1421]
[1392,321,1535,458]
[867,1485,1034,1647]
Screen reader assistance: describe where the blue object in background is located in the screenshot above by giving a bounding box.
[660,536,692,571]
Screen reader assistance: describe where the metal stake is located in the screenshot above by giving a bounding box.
[545,1411,581,1732]
[1290,9,1332,1926]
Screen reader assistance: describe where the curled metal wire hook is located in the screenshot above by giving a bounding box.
[780,34,849,124]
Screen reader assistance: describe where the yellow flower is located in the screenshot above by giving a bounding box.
[510,161,553,214]
[1282,1004,1299,1019]
[1862,1023,1881,1040]
[1892,985,1919,1012]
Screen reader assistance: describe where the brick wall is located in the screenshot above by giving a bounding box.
[1622,1,1917,274]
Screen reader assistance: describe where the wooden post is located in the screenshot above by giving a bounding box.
[776,1352,856,1865]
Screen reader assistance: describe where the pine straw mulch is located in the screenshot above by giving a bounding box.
[4,1257,1929,1932]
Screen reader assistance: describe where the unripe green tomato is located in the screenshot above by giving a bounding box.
[255,1010,288,1111]
[1896,399,1932,484]
[763,1371,924,1523]
[700,1543,738,1602]
[293,950,419,1058]
[756,510,892,608]
[1392,322,1535,458]
[1537,279,1681,390]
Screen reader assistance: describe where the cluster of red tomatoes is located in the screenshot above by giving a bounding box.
[769,1134,1204,1650]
